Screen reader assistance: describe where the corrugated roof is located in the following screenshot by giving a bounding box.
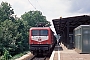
[52,15,90,35]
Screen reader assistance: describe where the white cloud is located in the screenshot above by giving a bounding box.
[0,0,71,19]
[0,0,90,19]
[70,0,90,13]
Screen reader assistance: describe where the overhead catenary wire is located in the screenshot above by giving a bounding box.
[36,0,43,11]
[28,0,36,10]
[36,0,45,14]
[28,0,45,15]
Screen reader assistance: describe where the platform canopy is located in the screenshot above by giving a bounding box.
[52,15,90,35]
[52,15,90,48]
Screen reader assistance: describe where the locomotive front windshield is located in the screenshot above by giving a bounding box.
[32,30,48,36]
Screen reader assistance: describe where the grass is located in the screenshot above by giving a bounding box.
[10,51,30,60]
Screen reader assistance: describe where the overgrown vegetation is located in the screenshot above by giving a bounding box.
[0,48,12,60]
[0,2,51,60]
[10,51,29,60]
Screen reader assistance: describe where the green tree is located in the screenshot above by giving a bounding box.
[21,11,51,27]
[0,19,29,56]
[0,2,29,56]
[0,2,14,22]
[14,19,29,53]
[0,20,17,54]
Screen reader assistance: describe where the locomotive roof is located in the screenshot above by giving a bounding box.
[30,27,54,33]
[30,27,51,30]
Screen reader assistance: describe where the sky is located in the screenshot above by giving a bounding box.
[0,0,90,34]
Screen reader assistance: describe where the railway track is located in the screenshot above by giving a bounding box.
[31,57,46,60]
[28,46,54,60]
[30,57,49,60]
[16,52,51,60]
[29,46,54,60]
[30,55,49,60]
[16,46,54,60]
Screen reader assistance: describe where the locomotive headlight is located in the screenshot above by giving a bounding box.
[46,42,48,44]
[50,45,52,48]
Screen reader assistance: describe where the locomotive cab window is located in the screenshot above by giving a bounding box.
[31,30,48,36]
[32,30,39,36]
[40,30,48,36]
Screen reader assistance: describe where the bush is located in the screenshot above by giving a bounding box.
[0,48,12,60]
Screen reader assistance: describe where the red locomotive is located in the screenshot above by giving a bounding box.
[29,27,56,55]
